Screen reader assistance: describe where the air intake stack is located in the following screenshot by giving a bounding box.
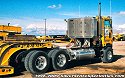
[98,2,102,36]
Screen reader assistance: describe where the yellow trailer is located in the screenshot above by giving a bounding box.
[0,25,22,41]
[0,25,21,33]
[0,41,52,75]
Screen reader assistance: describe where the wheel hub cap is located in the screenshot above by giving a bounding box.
[57,54,66,67]
[35,56,47,70]
[108,51,112,60]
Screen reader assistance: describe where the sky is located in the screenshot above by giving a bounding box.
[0,0,125,35]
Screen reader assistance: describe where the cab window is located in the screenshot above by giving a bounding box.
[104,20,110,27]
[104,20,112,38]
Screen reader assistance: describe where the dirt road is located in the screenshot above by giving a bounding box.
[7,41,125,78]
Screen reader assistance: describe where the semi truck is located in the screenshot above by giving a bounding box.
[0,3,113,75]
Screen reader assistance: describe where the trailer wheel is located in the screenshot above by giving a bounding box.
[101,47,113,63]
[27,51,50,74]
[52,49,69,70]
[24,51,36,72]
[9,50,27,73]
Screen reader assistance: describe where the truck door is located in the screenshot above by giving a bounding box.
[103,19,113,46]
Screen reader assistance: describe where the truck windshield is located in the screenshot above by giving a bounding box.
[104,20,112,37]
[104,20,111,27]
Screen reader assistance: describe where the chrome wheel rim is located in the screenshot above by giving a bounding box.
[35,56,47,70]
[107,51,112,60]
[56,54,66,67]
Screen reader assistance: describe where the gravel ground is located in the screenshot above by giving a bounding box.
[4,41,125,78]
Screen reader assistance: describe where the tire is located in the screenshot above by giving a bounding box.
[9,55,22,73]
[24,50,36,72]
[48,49,59,70]
[9,51,26,73]
[52,49,69,70]
[101,47,113,63]
[48,49,59,58]
[27,51,50,74]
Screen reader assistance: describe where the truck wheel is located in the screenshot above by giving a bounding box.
[48,49,59,58]
[120,38,123,41]
[52,49,69,70]
[28,51,50,74]
[9,51,27,73]
[24,51,36,72]
[101,47,113,63]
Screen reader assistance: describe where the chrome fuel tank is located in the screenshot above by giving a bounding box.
[72,48,95,60]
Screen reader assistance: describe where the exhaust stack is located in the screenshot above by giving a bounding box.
[8,23,10,26]
[98,2,102,36]
[98,2,101,18]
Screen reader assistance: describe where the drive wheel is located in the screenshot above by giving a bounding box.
[101,47,113,63]
[24,50,36,72]
[52,49,69,70]
[25,51,50,74]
